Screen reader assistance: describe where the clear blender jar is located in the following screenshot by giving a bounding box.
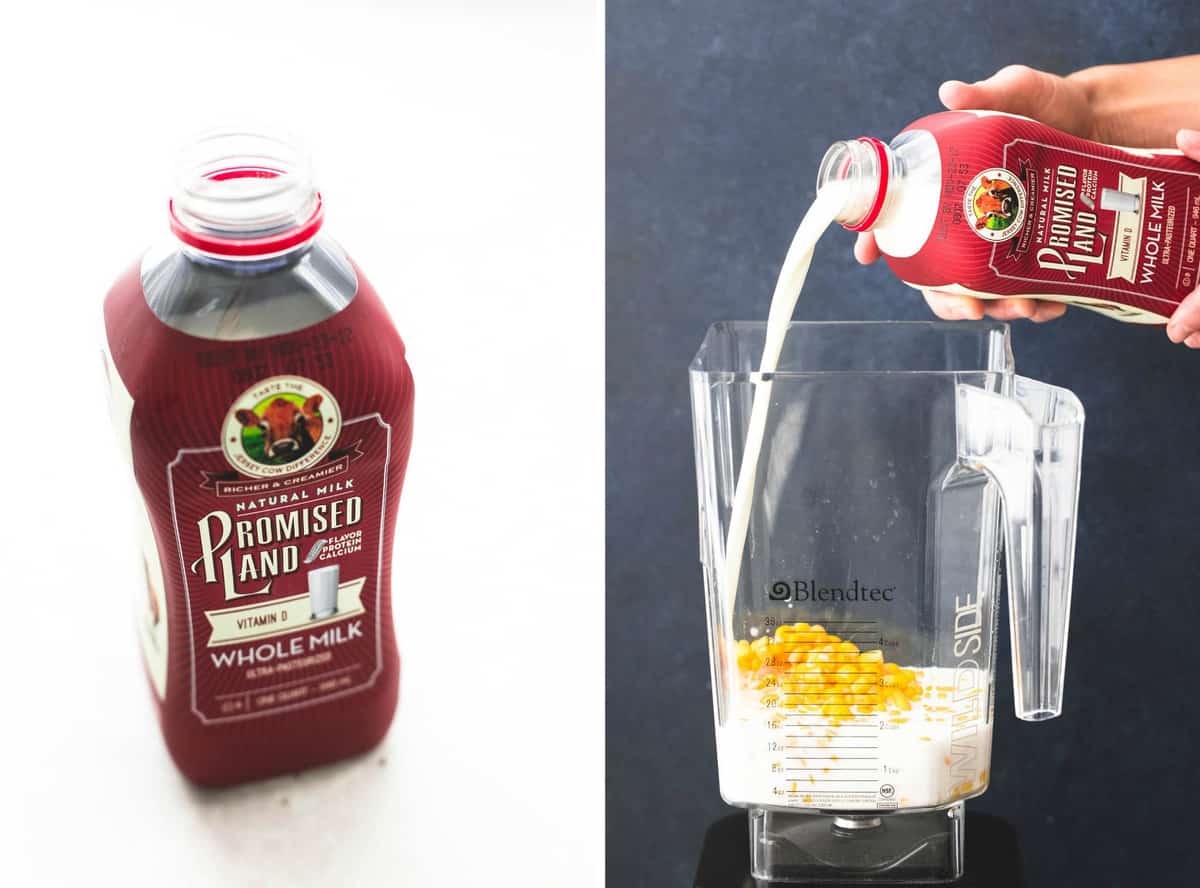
[689,321,1083,883]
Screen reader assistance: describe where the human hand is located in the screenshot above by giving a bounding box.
[1163,131,1200,347]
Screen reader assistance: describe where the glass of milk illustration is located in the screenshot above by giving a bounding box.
[305,540,339,619]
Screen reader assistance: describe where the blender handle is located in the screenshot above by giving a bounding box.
[955,377,1084,721]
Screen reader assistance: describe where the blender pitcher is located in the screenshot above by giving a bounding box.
[688,321,1083,883]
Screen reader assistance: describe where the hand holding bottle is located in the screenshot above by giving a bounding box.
[853,58,1200,342]
[1167,128,1200,346]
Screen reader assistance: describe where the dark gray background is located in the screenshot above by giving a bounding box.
[607,2,1200,886]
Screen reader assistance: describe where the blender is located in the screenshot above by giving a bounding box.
[689,321,1083,883]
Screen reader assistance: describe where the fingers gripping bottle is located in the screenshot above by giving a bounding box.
[819,110,1200,322]
[102,132,415,785]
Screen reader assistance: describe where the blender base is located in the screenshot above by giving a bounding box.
[749,803,964,884]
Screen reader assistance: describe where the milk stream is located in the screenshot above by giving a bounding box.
[721,185,846,636]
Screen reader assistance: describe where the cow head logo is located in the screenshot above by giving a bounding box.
[963,168,1026,243]
[222,376,342,478]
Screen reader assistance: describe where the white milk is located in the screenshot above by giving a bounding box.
[716,667,993,811]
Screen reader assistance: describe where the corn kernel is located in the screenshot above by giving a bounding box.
[739,625,923,719]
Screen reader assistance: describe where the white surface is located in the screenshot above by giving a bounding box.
[0,2,604,885]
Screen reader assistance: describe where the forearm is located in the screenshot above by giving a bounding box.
[1069,55,1200,148]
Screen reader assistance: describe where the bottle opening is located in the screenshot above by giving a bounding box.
[169,131,323,259]
[816,137,890,232]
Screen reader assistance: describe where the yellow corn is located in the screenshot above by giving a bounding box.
[735,620,924,718]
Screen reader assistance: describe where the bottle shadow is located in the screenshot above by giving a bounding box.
[694,810,1024,888]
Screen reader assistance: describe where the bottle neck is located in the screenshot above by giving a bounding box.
[168,131,324,264]
[816,137,898,231]
[180,238,317,275]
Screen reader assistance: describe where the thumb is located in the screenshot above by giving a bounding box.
[1167,284,1200,344]
[939,64,1072,125]
[1178,129,1200,161]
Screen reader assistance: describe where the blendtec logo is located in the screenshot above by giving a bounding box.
[770,579,896,603]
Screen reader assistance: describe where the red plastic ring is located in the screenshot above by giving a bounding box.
[843,136,890,232]
[168,167,324,257]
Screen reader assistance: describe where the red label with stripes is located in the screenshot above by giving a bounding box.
[885,111,1200,322]
[103,263,414,784]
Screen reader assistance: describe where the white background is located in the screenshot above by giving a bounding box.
[0,2,604,885]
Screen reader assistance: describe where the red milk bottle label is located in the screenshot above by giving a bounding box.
[104,262,413,772]
[886,111,1200,322]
